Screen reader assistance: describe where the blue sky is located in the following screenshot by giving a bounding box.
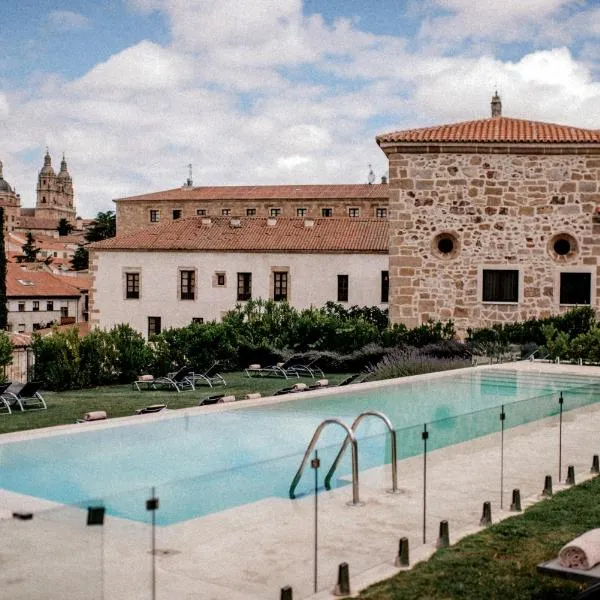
[1,0,599,216]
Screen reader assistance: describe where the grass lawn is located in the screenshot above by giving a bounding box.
[359,475,600,600]
[0,371,352,435]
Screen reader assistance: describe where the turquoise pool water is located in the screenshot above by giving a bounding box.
[1,368,599,524]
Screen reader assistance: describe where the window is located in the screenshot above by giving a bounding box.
[32,301,39,312]
[270,208,281,217]
[296,208,307,217]
[173,209,182,220]
[348,208,360,217]
[337,275,349,302]
[215,272,226,287]
[482,269,519,303]
[273,271,288,301]
[148,316,161,338]
[18,302,25,312]
[381,271,389,303]
[18,324,25,333]
[60,306,69,317]
[321,208,333,217]
[126,272,140,299]
[149,209,160,223]
[560,273,591,305]
[237,272,252,301]
[46,301,54,311]
[246,208,257,216]
[196,209,207,216]
[192,317,204,324]
[180,270,195,300]
[221,208,231,216]
[376,207,387,218]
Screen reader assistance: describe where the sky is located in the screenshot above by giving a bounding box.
[1,0,600,217]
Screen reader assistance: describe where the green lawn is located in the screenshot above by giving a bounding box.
[0,371,351,435]
[359,475,600,600]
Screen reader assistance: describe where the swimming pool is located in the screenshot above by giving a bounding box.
[1,367,599,524]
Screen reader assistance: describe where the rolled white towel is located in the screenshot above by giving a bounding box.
[559,529,600,570]
[138,374,154,382]
[315,379,328,387]
[292,383,307,391]
[244,392,261,400]
[247,364,261,370]
[84,411,107,421]
[220,395,236,403]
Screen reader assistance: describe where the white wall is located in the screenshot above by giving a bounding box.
[92,250,389,337]
[8,298,80,332]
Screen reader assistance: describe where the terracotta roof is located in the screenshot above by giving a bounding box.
[7,263,82,298]
[377,116,600,145]
[16,216,60,230]
[115,183,389,203]
[54,273,91,290]
[90,217,389,253]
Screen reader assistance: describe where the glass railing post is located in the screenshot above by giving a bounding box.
[422,423,429,544]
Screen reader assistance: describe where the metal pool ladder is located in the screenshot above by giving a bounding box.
[288,411,398,505]
[324,411,398,494]
[289,418,361,505]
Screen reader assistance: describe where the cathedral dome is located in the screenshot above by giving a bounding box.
[39,150,55,176]
[0,160,13,193]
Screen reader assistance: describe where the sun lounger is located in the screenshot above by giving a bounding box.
[135,404,167,414]
[188,362,226,388]
[152,366,195,392]
[0,381,13,415]
[285,356,325,378]
[2,381,46,411]
[244,359,299,379]
[133,374,155,391]
[199,394,236,406]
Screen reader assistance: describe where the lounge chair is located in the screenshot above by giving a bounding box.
[135,404,167,414]
[152,366,195,392]
[274,382,308,396]
[338,373,370,386]
[285,356,325,379]
[244,358,299,379]
[198,393,236,406]
[133,374,155,391]
[2,381,46,411]
[188,362,226,388]
[0,381,13,415]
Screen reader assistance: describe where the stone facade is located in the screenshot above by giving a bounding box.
[114,184,389,234]
[383,150,600,334]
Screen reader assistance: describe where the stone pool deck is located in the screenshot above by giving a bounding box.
[1,362,600,599]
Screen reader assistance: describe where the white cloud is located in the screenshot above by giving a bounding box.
[48,10,90,32]
[1,1,599,218]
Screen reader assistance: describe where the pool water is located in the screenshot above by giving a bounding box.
[1,368,599,524]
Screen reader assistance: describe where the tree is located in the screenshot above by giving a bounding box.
[85,210,116,242]
[71,245,89,270]
[57,218,74,236]
[21,231,40,263]
[0,208,7,329]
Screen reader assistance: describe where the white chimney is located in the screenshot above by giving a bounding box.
[201,218,212,226]
[230,218,241,227]
[304,219,315,228]
[267,217,277,227]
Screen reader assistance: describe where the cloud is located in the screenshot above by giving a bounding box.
[47,10,90,32]
[1,1,599,218]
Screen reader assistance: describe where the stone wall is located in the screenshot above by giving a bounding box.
[116,197,389,234]
[387,151,600,334]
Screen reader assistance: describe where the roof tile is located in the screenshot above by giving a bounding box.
[377,116,600,145]
[90,217,389,253]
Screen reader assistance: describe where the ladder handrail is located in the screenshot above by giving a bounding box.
[289,418,360,504]
[324,411,398,493]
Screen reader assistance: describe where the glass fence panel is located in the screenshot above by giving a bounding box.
[0,502,103,600]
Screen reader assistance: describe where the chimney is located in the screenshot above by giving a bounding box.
[381,175,387,184]
[304,219,315,228]
[230,218,241,227]
[491,91,502,117]
[201,217,212,226]
[267,217,277,227]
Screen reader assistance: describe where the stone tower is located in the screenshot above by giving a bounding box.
[0,160,22,232]
[35,150,76,221]
[491,91,502,117]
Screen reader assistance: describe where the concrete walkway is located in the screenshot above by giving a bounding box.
[1,362,599,599]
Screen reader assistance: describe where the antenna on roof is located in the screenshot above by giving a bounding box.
[367,163,375,185]
[184,163,193,187]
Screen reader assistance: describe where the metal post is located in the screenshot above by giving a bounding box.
[311,450,320,594]
[558,392,564,482]
[146,488,159,600]
[422,424,428,544]
[500,405,505,509]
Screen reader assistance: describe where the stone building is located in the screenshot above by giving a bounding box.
[0,151,77,234]
[89,217,389,338]
[114,183,389,235]
[377,94,600,334]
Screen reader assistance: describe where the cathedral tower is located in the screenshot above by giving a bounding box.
[35,150,76,221]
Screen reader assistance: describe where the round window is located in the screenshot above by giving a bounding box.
[433,232,459,258]
[549,233,578,261]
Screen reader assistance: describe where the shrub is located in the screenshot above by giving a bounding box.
[31,328,82,390]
